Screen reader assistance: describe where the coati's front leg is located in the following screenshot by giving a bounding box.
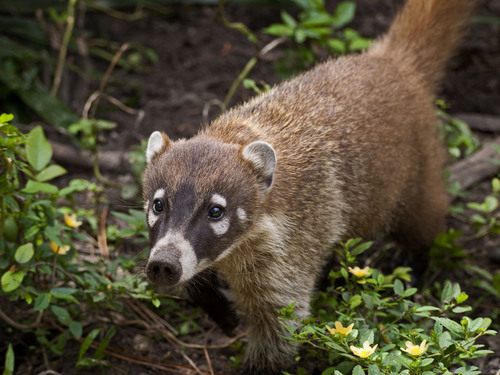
[231,277,313,375]
[239,300,301,375]
[185,269,239,336]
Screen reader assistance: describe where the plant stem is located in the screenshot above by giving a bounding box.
[93,151,122,189]
[0,304,43,330]
[224,56,258,108]
[51,0,77,97]
[218,0,259,49]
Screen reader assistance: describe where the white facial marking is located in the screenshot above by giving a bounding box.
[154,188,165,200]
[143,199,150,212]
[210,217,230,237]
[209,194,229,236]
[147,211,158,228]
[147,189,166,228]
[151,229,197,283]
[236,207,247,222]
[211,193,227,207]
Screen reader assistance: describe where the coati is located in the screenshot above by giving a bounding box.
[142,0,473,373]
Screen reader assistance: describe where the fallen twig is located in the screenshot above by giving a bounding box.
[0,305,43,330]
[130,300,248,350]
[85,43,130,119]
[454,113,500,133]
[203,326,216,375]
[449,136,500,190]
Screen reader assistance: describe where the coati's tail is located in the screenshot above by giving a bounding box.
[369,0,474,92]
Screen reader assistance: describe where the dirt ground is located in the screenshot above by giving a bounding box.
[4,0,500,374]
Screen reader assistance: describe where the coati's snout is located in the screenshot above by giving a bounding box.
[143,131,276,287]
[146,249,181,285]
[145,229,196,286]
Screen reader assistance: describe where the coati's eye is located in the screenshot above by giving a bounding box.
[152,199,164,214]
[208,206,224,220]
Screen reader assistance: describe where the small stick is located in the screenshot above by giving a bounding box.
[51,0,77,97]
[203,326,216,375]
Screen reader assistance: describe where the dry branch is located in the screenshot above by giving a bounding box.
[454,113,500,133]
[51,141,131,173]
[449,137,500,189]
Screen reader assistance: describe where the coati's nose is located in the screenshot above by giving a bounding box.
[146,257,182,286]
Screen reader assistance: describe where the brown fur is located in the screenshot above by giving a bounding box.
[142,0,474,373]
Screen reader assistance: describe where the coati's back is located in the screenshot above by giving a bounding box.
[142,0,474,373]
[205,55,446,246]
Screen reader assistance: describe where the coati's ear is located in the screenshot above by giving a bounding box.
[146,131,170,163]
[241,141,276,190]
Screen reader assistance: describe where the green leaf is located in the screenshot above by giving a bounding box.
[361,292,375,310]
[421,358,434,366]
[402,287,417,298]
[336,362,355,374]
[69,321,82,339]
[359,329,374,346]
[349,37,373,51]
[456,291,468,304]
[295,29,308,43]
[349,294,362,309]
[49,330,70,355]
[367,365,380,375]
[353,365,365,375]
[34,293,50,311]
[263,24,293,37]
[393,279,404,295]
[94,326,116,360]
[3,343,14,375]
[415,306,440,313]
[50,305,71,326]
[21,180,58,195]
[492,178,500,193]
[484,195,498,212]
[281,10,297,29]
[331,1,355,28]
[320,368,336,375]
[35,164,67,182]
[26,126,52,171]
[432,317,463,337]
[327,38,347,54]
[479,317,492,331]
[382,352,412,369]
[438,331,454,348]
[1,270,25,292]
[452,306,472,314]
[50,287,80,305]
[440,281,453,303]
[352,241,372,256]
[78,328,102,361]
[14,243,34,264]
[0,113,14,125]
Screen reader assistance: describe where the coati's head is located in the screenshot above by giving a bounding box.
[142,131,276,286]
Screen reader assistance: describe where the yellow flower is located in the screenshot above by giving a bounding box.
[50,241,70,255]
[64,212,82,228]
[350,341,378,358]
[348,266,371,277]
[326,321,354,336]
[401,340,428,356]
